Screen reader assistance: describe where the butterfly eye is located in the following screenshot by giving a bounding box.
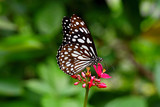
[56,14,103,75]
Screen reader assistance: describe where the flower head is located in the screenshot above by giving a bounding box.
[71,63,111,89]
[93,63,112,79]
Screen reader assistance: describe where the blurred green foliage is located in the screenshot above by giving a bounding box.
[0,0,160,107]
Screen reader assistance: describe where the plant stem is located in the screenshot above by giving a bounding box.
[84,86,89,107]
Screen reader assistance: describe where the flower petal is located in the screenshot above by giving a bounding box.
[93,65,98,73]
[93,63,103,76]
[98,63,103,74]
[101,73,112,79]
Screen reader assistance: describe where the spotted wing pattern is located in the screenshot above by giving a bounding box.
[56,14,99,75]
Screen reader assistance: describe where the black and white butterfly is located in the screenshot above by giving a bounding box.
[56,14,103,75]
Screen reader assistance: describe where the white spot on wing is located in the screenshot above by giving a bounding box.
[72,53,78,57]
[77,56,89,60]
[71,68,73,71]
[78,38,85,43]
[64,57,68,60]
[74,51,81,55]
[79,28,84,32]
[82,36,85,40]
[90,47,96,56]
[84,50,90,56]
[81,21,84,25]
[73,35,78,38]
[76,22,79,25]
[72,38,76,42]
[87,38,92,43]
[68,48,72,51]
[75,29,78,32]
[75,45,78,48]
[78,56,84,60]
[66,63,71,67]
[82,27,88,34]
[66,62,70,65]
[82,45,89,50]
[64,52,68,54]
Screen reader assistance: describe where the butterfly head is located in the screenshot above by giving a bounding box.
[98,57,103,62]
[92,57,103,65]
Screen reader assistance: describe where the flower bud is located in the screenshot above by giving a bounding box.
[91,76,95,81]
[74,82,79,85]
[81,72,86,78]
[97,83,107,88]
[77,74,82,81]
[82,83,86,88]
[94,78,101,82]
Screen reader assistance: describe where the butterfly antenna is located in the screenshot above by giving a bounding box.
[102,61,116,72]
[102,61,108,71]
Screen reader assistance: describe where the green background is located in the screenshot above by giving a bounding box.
[0,0,160,107]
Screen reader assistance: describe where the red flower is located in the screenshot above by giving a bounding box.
[97,83,107,88]
[93,63,112,79]
[71,75,77,79]
[71,64,111,89]
[88,76,95,89]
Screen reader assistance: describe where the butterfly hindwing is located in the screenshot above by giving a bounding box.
[57,43,93,75]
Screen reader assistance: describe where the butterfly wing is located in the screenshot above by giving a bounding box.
[62,14,98,57]
[56,14,98,75]
[57,43,93,75]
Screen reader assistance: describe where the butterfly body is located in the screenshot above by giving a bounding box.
[56,14,103,75]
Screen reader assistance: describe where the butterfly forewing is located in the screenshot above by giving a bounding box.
[62,14,98,56]
[57,14,100,75]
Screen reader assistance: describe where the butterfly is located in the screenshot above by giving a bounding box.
[56,14,103,75]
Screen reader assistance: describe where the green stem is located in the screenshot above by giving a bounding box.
[84,86,89,107]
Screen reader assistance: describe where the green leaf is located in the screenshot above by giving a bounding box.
[25,79,54,95]
[0,78,23,96]
[60,98,81,107]
[41,95,58,107]
[105,96,147,107]
[0,18,17,31]
[154,62,160,96]
[0,36,43,52]
[35,2,65,35]
[0,101,35,107]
